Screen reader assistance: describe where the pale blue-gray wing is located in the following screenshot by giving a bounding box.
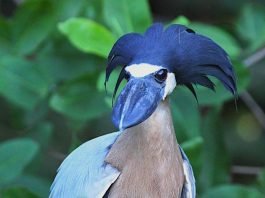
[179,145,196,198]
[49,132,121,198]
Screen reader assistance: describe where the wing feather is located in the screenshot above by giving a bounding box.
[49,132,121,198]
[179,145,196,198]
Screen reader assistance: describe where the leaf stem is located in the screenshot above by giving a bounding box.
[240,91,265,129]
[241,48,265,130]
[244,46,265,67]
[231,165,263,175]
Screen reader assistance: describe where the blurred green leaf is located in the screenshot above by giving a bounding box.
[171,15,190,26]
[181,136,203,153]
[37,40,104,82]
[0,0,261,196]
[0,17,11,40]
[12,0,55,55]
[50,74,109,121]
[0,139,39,186]
[196,61,250,106]
[14,15,54,56]
[257,169,265,194]
[202,185,264,198]
[181,137,203,176]
[190,22,241,58]
[28,122,53,149]
[83,0,104,21]
[171,88,201,139]
[0,18,11,56]
[97,70,126,107]
[0,56,51,110]
[58,17,115,58]
[54,0,87,21]
[0,187,38,198]
[236,4,265,53]
[103,0,152,36]
[12,174,50,198]
[199,107,230,192]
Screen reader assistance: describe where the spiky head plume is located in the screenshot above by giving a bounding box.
[105,23,237,100]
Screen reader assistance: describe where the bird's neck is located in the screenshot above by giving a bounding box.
[141,98,176,143]
[105,98,184,197]
[131,98,178,152]
[107,98,179,160]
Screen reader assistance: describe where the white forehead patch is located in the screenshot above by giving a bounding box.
[125,63,176,99]
[163,73,176,100]
[125,63,163,77]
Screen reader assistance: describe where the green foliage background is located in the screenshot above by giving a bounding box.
[0,0,265,197]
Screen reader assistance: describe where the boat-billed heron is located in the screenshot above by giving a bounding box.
[50,23,237,198]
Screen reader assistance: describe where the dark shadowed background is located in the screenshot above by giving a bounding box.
[0,0,265,197]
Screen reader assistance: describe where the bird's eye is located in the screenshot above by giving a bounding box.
[186,28,195,33]
[154,69,168,83]
[124,71,130,81]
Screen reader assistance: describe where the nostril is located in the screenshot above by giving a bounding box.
[140,84,145,91]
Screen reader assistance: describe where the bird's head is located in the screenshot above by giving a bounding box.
[105,23,237,131]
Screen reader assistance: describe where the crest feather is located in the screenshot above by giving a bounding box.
[105,23,237,98]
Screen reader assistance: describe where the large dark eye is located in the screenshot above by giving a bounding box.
[154,69,168,83]
[186,28,195,33]
[124,71,130,81]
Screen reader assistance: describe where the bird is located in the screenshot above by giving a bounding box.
[49,23,237,198]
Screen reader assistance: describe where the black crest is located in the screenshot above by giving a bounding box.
[105,23,237,100]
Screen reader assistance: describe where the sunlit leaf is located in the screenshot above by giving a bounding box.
[103,0,152,36]
[171,15,190,26]
[0,139,39,185]
[58,17,115,58]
